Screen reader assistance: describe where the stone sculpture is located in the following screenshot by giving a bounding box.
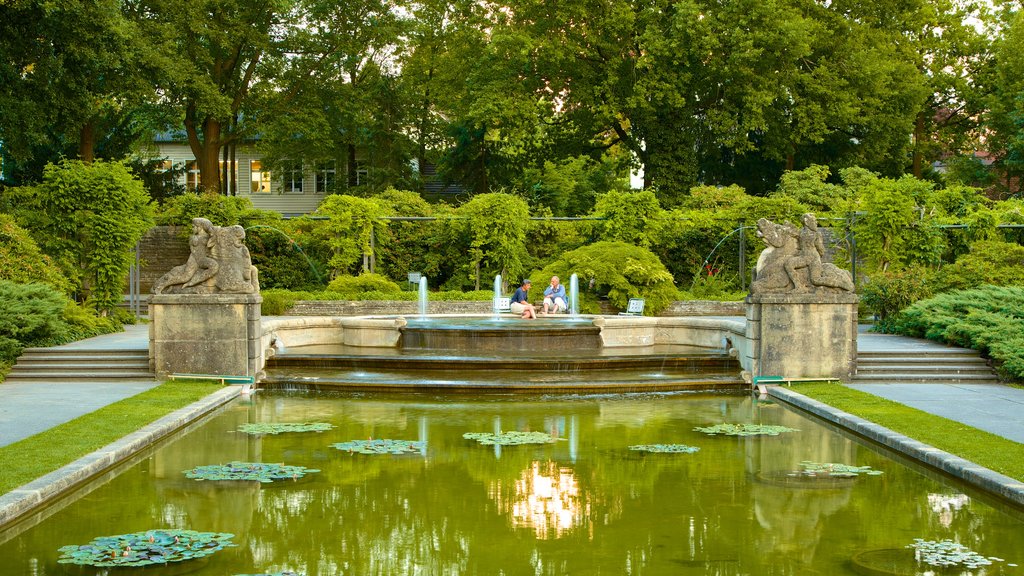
[751,213,854,294]
[152,218,260,294]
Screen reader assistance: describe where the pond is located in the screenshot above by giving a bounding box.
[1,391,1022,575]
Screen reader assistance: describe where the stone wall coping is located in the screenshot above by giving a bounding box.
[150,293,263,305]
[747,293,859,305]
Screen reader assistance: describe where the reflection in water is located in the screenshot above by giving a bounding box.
[929,493,971,528]
[497,461,588,539]
[2,392,1024,576]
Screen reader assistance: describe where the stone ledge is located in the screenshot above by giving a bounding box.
[769,386,1024,508]
[0,386,241,529]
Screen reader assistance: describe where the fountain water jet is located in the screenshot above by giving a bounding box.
[569,273,579,317]
[492,274,503,319]
[418,276,428,319]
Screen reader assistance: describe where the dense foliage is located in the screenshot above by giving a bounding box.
[326,273,402,295]
[887,286,1024,380]
[0,214,70,292]
[532,242,677,315]
[19,160,152,312]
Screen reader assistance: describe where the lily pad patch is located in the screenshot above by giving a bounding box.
[332,439,425,455]
[693,423,798,436]
[796,461,883,478]
[909,538,1006,570]
[184,462,319,482]
[238,422,334,435]
[463,431,558,446]
[628,444,700,454]
[57,529,235,567]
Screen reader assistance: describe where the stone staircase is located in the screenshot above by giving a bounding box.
[5,348,155,383]
[854,349,1001,385]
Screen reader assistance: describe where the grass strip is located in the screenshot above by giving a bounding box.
[0,380,222,494]
[792,382,1024,482]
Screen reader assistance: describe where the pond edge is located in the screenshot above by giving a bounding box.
[769,386,1024,509]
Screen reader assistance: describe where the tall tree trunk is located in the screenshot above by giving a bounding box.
[184,104,223,194]
[79,120,96,163]
[347,143,358,188]
[912,111,925,178]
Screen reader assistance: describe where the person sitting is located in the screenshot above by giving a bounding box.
[510,279,537,319]
[543,275,567,314]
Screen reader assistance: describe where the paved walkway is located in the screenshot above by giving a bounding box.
[1,323,1023,449]
[0,325,159,448]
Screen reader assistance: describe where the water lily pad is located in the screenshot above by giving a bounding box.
[693,423,798,436]
[238,422,333,435]
[629,444,700,454]
[57,529,235,567]
[463,431,558,446]
[184,462,319,482]
[797,461,883,477]
[908,538,1005,569]
[331,439,425,455]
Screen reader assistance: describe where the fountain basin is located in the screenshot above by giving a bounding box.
[400,317,602,352]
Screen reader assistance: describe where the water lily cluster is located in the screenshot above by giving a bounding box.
[237,422,334,435]
[628,444,700,454]
[332,439,425,454]
[796,461,884,478]
[184,462,319,483]
[57,530,235,567]
[908,538,1006,569]
[463,431,559,445]
[694,423,799,436]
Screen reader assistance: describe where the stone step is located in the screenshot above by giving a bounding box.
[19,348,147,357]
[857,356,989,366]
[856,364,994,374]
[11,362,152,372]
[3,371,156,382]
[851,372,1001,384]
[857,349,982,358]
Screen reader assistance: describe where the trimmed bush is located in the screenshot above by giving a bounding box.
[327,273,402,295]
[0,213,70,293]
[0,281,67,363]
[532,241,677,315]
[860,267,934,326]
[889,285,1024,380]
[930,240,1024,293]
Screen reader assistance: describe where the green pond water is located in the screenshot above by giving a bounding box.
[2,391,1023,575]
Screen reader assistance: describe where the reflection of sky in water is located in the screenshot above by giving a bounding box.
[494,461,588,539]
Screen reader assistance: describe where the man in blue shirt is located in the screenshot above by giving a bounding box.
[510,279,537,319]
[543,275,567,314]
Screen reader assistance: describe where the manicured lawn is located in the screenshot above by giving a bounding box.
[0,380,223,494]
[793,382,1024,482]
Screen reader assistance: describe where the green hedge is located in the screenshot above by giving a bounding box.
[888,285,1024,380]
[260,288,495,315]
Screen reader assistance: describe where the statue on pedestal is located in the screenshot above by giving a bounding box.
[153,218,260,294]
[751,213,854,295]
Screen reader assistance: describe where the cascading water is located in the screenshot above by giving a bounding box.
[569,273,579,317]
[492,274,503,319]
[418,276,428,319]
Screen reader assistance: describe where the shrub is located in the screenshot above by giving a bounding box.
[155,192,277,228]
[860,267,933,327]
[453,193,531,286]
[929,241,1024,293]
[0,281,68,363]
[244,224,325,290]
[591,189,663,247]
[28,160,153,312]
[888,286,1024,380]
[312,194,389,277]
[0,213,70,293]
[327,273,402,295]
[532,241,677,315]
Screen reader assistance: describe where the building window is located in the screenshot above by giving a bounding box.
[186,161,201,191]
[355,160,368,186]
[250,160,271,193]
[315,161,336,194]
[282,160,303,194]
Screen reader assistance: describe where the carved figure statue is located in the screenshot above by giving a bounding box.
[751,214,854,294]
[153,218,259,294]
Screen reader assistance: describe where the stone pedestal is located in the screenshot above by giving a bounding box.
[150,293,263,378]
[745,293,858,380]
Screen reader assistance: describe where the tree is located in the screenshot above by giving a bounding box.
[26,160,153,313]
[985,7,1024,197]
[135,0,288,193]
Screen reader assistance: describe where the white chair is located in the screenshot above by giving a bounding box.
[618,298,645,316]
[494,297,511,313]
